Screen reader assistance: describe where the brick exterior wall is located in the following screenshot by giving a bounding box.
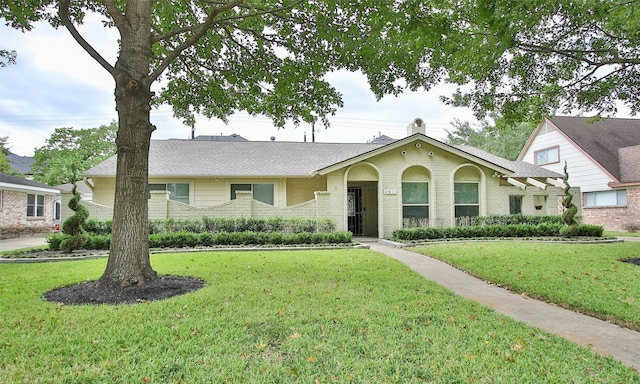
[581,186,640,231]
[0,190,56,236]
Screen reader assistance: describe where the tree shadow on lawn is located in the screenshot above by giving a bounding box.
[43,275,206,305]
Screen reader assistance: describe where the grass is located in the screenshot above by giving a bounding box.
[606,231,640,238]
[408,242,640,331]
[1,249,638,383]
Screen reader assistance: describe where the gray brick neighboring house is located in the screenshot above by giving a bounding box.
[0,172,60,237]
[518,116,640,231]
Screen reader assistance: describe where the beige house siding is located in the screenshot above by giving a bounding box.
[286,177,327,206]
[91,178,116,207]
[80,135,573,238]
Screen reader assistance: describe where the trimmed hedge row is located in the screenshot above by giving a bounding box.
[47,231,353,251]
[473,214,574,226]
[393,223,603,241]
[81,217,336,236]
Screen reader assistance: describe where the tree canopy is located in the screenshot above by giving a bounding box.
[0,49,16,67]
[0,136,12,174]
[32,122,117,186]
[399,0,640,122]
[444,117,534,160]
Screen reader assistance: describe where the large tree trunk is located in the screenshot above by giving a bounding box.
[99,1,157,287]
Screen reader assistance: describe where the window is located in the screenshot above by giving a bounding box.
[534,146,559,165]
[149,183,190,204]
[509,195,523,214]
[54,202,61,220]
[231,183,274,205]
[454,182,479,218]
[402,182,429,225]
[27,194,45,217]
[584,190,627,207]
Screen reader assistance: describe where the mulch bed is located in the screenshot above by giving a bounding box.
[43,275,206,305]
[622,258,640,266]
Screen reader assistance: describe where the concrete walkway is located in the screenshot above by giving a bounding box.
[369,242,640,371]
[0,233,49,252]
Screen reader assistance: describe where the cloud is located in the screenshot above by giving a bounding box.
[0,15,479,156]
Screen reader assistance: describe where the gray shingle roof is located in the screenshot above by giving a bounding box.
[86,137,560,180]
[456,145,563,178]
[84,140,384,177]
[7,153,34,175]
[0,172,60,191]
[549,116,640,181]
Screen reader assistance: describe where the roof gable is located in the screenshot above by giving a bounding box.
[547,116,640,180]
[315,134,560,178]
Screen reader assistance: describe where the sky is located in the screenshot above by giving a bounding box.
[0,14,488,157]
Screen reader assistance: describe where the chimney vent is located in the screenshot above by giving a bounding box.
[407,117,426,136]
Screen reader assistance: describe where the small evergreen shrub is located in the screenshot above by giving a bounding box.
[392,222,602,242]
[83,217,336,235]
[82,219,112,235]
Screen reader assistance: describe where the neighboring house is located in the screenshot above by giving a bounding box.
[7,152,35,179]
[82,119,573,238]
[518,116,640,231]
[0,172,60,237]
[56,182,93,223]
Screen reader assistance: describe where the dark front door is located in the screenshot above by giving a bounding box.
[347,186,363,235]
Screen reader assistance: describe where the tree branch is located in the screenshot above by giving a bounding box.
[103,0,130,35]
[58,0,115,75]
[517,42,640,66]
[147,0,244,83]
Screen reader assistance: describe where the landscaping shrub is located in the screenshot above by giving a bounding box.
[392,222,602,242]
[82,219,112,235]
[83,217,336,235]
[87,234,111,250]
[476,214,570,226]
[46,233,65,251]
[60,183,88,253]
[47,230,352,251]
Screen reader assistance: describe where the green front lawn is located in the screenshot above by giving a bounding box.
[408,242,640,331]
[606,231,640,238]
[1,249,637,383]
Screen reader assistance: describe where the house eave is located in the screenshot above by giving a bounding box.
[0,182,61,195]
[608,181,640,188]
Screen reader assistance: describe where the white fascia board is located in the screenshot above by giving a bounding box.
[0,182,61,195]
